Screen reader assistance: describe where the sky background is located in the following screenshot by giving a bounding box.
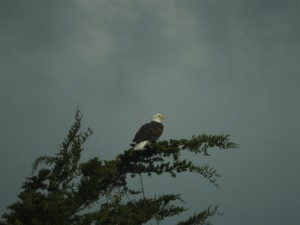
[0,0,299,224]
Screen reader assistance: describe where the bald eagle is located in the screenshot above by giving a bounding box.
[132,113,165,150]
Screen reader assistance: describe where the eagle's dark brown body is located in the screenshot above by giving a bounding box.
[133,121,164,143]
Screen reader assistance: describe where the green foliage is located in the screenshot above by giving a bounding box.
[0,109,237,225]
[177,206,221,225]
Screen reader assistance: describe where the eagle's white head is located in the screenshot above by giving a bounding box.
[152,113,165,123]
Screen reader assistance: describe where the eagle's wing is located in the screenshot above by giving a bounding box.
[133,122,163,143]
[133,123,151,142]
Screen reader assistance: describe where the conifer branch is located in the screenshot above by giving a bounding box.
[139,174,146,200]
[177,205,221,225]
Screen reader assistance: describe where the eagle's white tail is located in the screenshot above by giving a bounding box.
[133,141,149,150]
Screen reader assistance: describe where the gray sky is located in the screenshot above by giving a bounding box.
[1,1,299,224]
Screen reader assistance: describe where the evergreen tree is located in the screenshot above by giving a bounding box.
[0,109,237,225]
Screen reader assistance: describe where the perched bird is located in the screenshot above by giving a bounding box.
[132,113,165,150]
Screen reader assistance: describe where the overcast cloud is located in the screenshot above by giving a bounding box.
[1,1,299,225]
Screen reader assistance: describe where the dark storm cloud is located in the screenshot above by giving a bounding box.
[1,1,299,225]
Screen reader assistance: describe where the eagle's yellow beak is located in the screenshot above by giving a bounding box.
[160,115,166,120]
